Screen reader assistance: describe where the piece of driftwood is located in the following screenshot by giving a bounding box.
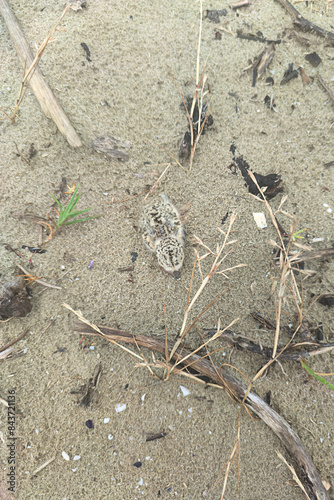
[276,0,334,42]
[73,321,330,500]
[0,0,82,148]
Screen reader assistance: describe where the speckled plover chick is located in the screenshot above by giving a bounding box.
[140,194,185,278]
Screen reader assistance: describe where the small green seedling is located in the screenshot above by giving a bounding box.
[51,185,97,230]
[38,185,98,241]
[292,228,308,242]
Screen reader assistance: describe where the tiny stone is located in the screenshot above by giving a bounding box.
[179,385,191,397]
[85,419,94,429]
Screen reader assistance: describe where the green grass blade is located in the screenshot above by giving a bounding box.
[62,188,80,220]
[301,361,334,390]
[63,208,92,221]
[49,186,96,230]
[50,195,64,210]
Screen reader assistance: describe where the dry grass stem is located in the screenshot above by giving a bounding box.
[16,264,61,289]
[248,172,304,358]
[211,414,241,499]
[63,303,143,361]
[276,451,312,500]
[168,214,245,365]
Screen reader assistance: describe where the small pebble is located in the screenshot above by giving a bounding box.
[62,451,70,461]
[85,419,94,429]
[180,385,191,397]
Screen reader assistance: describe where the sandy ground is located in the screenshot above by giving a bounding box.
[1,1,334,499]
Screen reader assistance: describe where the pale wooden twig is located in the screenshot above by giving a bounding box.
[30,456,56,478]
[0,0,82,147]
[16,264,61,289]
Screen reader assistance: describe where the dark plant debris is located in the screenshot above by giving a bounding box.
[0,277,32,318]
[252,43,275,86]
[145,431,167,442]
[305,52,321,68]
[22,245,47,254]
[265,77,274,86]
[81,42,91,62]
[179,95,213,160]
[264,94,276,111]
[72,363,102,407]
[280,63,301,85]
[203,9,227,23]
[131,251,138,263]
[230,144,283,199]
[318,293,334,308]
[221,211,229,225]
[237,31,281,44]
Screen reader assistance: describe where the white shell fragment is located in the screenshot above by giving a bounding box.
[62,451,70,461]
[253,212,267,229]
[115,403,127,413]
[180,385,191,397]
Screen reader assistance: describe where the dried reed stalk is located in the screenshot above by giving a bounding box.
[0,0,82,147]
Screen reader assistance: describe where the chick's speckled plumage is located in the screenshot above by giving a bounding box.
[140,194,185,275]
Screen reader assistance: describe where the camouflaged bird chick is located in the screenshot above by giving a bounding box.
[140,194,185,277]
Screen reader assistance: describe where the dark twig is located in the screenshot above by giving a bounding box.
[276,0,334,42]
[318,74,334,106]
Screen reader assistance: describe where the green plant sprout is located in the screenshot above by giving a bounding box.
[301,361,334,391]
[51,185,97,230]
[38,185,98,241]
[292,228,308,241]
